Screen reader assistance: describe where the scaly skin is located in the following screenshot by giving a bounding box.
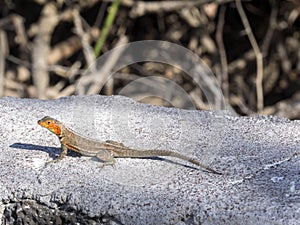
[38,116,222,175]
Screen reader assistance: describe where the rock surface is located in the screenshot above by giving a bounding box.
[0,95,299,224]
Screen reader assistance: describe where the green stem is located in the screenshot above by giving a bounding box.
[94,0,121,57]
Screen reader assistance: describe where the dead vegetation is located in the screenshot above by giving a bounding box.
[0,0,300,118]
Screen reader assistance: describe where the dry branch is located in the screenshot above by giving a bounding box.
[0,30,8,97]
[32,3,59,99]
[129,0,237,17]
[11,15,29,54]
[47,29,99,65]
[73,8,96,70]
[261,2,278,57]
[76,36,128,95]
[235,0,264,111]
[216,5,228,99]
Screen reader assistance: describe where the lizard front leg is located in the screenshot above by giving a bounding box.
[46,144,68,164]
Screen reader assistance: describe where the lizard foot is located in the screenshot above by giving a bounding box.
[98,161,116,169]
[45,158,62,165]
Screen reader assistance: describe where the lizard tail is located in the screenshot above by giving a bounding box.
[130,149,222,175]
[166,151,222,175]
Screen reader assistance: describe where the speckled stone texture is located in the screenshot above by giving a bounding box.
[0,95,299,224]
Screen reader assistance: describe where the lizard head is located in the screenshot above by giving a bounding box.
[38,116,62,136]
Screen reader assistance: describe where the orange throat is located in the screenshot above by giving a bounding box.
[38,121,61,136]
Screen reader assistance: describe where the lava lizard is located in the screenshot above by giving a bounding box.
[38,116,221,174]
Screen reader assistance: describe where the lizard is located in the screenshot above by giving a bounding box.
[37,116,222,175]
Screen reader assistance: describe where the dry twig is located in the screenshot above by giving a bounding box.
[215,5,228,99]
[261,1,278,57]
[123,0,237,17]
[32,3,59,99]
[76,36,128,95]
[235,0,264,111]
[73,8,96,70]
[0,30,8,97]
[11,15,29,54]
[47,29,99,65]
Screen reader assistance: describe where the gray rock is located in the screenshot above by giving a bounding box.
[0,95,299,224]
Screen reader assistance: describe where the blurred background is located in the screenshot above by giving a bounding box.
[0,0,300,118]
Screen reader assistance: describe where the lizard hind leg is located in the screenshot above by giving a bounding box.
[95,149,116,168]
